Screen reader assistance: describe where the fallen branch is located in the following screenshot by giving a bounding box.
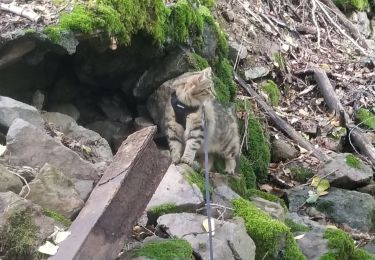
[0,3,41,23]
[311,0,321,49]
[294,68,375,166]
[234,73,328,162]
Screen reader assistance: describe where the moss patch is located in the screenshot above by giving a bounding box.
[236,100,271,183]
[321,228,374,260]
[149,203,181,216]
[285,219,311,233]
[0,209,38,259]
[185,170,212,196]
[345,154,362,169]
[246,189,287,210]
[291,167,314,183]
[42,208,72,227]
[261,80,281,107]
[238,155,257,190]
[356,108,375,130]
[134,239,193,260]
[232,198,305,260]
[334,0,368,11]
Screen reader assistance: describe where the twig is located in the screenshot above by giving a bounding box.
[316,0,367,55]
[0,3,41,22]
[311,0,320,49]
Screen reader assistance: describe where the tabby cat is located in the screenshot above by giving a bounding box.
[147,67,240,174]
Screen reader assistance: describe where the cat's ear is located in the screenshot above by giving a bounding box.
[198,67,212,82]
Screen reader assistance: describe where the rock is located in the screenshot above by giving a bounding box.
[48,103,80,121]
[286,212,326,232]
[6,119,100,199]
[0,96,44,129]
[244,66,269,80]
[317,153,373,189]
[158,213,256,260]
[229,41,248,62]
[32,89,45,111]
[73,179,94,201]
[212,183,240,219]
[222,10,235,22]
[134,117,154,131]
[297,230,329,260]
[133,48,196,99]
[0,164,23,193]
[0,191,62,248]
[271,138,299,162]
[357,182,375,196]
[350,12,371,38]
[286,186,375,232]
[315,136,343,152]
[98,96,132,124]
[363,239,375,256]
[146,164,204,222]
[20,163,84,218]
[198,23,219,62]
[42,112,113,164]
[250,196,286,221]
[86,120,133,151]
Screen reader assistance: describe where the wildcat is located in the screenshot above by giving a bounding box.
[147,67,240,174]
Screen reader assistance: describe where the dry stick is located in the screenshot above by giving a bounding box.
[0,3,41,22]
[316,0,367,55]
[311,0,320,49]
[319,0,368,49]
[295,68,375,166]
[234,73,328,162]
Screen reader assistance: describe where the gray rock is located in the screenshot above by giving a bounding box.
[317,153,373,189]
[244,66,269,80]
[20,163,84,218]
[357,182,375,196]
[158,213,256,260]
[363,239,375,256]
[32,89,45,111]
[98,97,132,124]
[6,119,100,196]
[212,184,240,219]
[49,103,80,121]
[86,120,132,151]
[0,96,44,129]
[286,212,326,232]
[42,112,113,164]
[222,10,235,22]
[286,186,375,232]
[250,196,285,221]
[133,48,196,99]
[297,230,329,260]
[0,191,63,246]
[73,179,94,202]
[147,165,204,220]
[134,117,154,132]
[229,41,248,62]
[0,164,23,193]
[271,138,299,162]
[351,12,371,38]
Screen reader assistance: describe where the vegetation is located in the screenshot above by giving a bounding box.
[285,219,311,233]
[185,170,212,196]
[148,203,181,220]
[232,198,305,260]
[261,80,281,107]
[134,239,193,260]
[291,167,314,183]
[0,210,38,259]
[320,228,374,260]
[345,154,362,169]
[334,0,368,11]
[356,108,375,130]
[238,155,257,189]
[42,208,72,227]
[246,188,287,210]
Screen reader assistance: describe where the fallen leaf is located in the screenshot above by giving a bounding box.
[311,176,321,187]
[317,190,329,196]
[38,241,59,256]
[317,179,330,192]
[203,218,215,236]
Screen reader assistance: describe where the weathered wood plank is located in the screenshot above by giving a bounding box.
[49,126,171,260]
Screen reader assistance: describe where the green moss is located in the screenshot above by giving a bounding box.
[238,155,257,190]
[334,0,368,11]
[352,248,375,260]
[246,189,287,210]
[285,219,311,233]
[261,80,281,107]
[188,53,210,70]
[148,203,181,216]
[185,170,212,196]
[345,154,362,169]
[214,58,236,103]
[236,100,271,182]
[134,239,193,260]
[319,228,373,260]
[232,198,305,260]
[356,108,375,130]
[291,167,314,183]
[228,174,249,197]
[0,209,38,259]
[42,208,72,227]
[316,200,335,215]
[273,52,286,72]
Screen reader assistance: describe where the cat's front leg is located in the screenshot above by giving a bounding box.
[167,123,184,164]
[180,126,204,169]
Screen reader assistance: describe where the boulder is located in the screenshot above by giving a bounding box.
[244,66,269,80]
[20,163,84,218]
[286,186,375,232]
[98,96,132,124]
[158,213,256,260]
[317,153,373,189]
[48,103,80,121]
[0,164,23,194]
[212,184,240,219]
[271,138,299,162]
[6,119,100,199]
[146,165,204,222]
[0,96,44,129]
[297,230,329,260]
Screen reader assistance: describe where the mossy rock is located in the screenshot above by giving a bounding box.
[134,239,193,260]
[246,189,287,210]
[232,198,305,260]
[236,99,271,182]
[284,219,311,233]
[321,228,374,259]
[261,80,281,107]
[355,108,375,130]
[345,153,363,169]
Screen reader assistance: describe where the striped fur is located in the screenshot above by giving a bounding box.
[147,67,240,174]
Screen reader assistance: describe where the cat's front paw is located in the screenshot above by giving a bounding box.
[180,157,201,171]
[171,153,181,164]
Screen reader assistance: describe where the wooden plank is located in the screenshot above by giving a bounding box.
[49,126,171,260]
